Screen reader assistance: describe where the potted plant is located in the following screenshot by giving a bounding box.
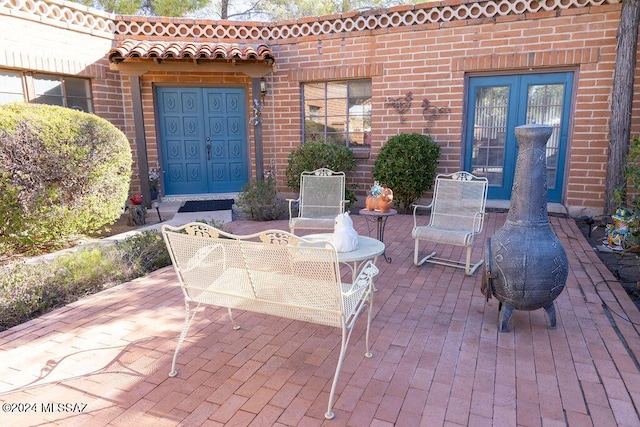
[149,167,160,201]
[608,136,640,252]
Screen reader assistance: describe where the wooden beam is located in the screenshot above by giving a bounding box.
[129,75,151,207]
[110,60,273,77]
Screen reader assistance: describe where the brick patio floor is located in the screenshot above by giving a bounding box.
[1,212,640,426]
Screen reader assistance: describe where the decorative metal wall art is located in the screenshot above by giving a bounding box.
[422,99,451,121]
[386,91,413,122]
[252,99,262,125]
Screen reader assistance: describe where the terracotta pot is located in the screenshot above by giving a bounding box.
[365,196,377,211]
[378,187,394,213]
[365,192,394,213]
[376,198,393,213]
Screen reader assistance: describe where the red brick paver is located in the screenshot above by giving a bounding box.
[1,213,639,426]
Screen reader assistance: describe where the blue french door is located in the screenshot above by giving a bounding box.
[156,87,248,195]
[464,72,573,202]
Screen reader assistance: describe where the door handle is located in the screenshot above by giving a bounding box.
[206,137,211,160]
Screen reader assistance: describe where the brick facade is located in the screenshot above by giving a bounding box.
[0,0,638,217]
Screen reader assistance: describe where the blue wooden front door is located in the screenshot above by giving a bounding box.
[157,87,248,195]
[464,72,573,202]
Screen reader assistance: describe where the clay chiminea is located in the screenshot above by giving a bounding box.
[482,124,568,332]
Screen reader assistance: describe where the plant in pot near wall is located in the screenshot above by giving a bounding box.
[607,136,640,252]
[149,167,160,201]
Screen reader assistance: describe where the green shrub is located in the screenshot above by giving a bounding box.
[237,176,288,221]
[373,133,440,213]
[0,246,119,329]
[285,142,357,205]
[614,136,640,251]
[0,103,132,255]
[113,231,171,276]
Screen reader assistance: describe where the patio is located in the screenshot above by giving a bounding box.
[1,212,639,426]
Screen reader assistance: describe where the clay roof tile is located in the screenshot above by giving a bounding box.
[109,39,275,64]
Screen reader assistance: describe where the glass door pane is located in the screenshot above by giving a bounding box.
[526,84,565,189]
[466,72,572,202]
[471,86,509,187]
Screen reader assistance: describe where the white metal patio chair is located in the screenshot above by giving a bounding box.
[288,168,347,234]
[412,171,489,275]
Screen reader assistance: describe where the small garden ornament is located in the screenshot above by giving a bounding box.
[332,212,359,252]
[603,207,633,251]
[365,181,394,213]
[128,193,146,226]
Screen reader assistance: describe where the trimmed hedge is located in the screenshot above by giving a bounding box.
[0,103,132,255]
[373,133,440,213]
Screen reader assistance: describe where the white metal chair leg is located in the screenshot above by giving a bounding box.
[228,307,241,330]
[414,240,436,267]
[169,300,199,377]
[325,282,374,420]
[465,246,472,275]
[325,326,349,420]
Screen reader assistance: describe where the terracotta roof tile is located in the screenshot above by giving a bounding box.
[109,39,275,64]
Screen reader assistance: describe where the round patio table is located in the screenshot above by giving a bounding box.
[302,233,385,290]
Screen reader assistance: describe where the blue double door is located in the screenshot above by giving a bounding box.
[156,87,248,195]
[464,72,573,202]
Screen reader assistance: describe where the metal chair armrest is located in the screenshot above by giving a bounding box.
[287,197,300,219]
[412,202,433,228]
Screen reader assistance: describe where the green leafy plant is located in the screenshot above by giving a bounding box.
[113,230,171,276]
[237,176,288,221]
[613,136,640,251]
[0,230,172,331]
[285,142,357,205]
[373,133,440,213]
[0,102,132,255]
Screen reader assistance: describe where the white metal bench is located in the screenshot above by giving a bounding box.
[161,222,379,420]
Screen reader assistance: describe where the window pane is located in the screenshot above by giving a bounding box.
[304,82,325,100]
[64,77,90,97]
[304,100,325,124]
[35,95,64,106]
[34,75,63,96]
[326,82,347,99]
[34,74,63,106]
[0,71,24,103]
[67,97,91,112]
[349,80,371,98]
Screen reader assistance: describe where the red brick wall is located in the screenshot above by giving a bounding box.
[255,2,630,216]
[2,0,637,218]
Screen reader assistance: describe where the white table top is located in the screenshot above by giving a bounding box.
[302,233,385,263]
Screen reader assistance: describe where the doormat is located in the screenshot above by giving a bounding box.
[177,199,234,213]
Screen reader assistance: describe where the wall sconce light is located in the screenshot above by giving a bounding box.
[260,77,268,97]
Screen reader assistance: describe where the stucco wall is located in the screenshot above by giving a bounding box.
[0,2,125,128]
